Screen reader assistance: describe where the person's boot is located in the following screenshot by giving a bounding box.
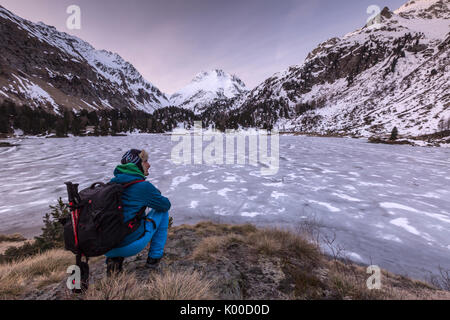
[145,257,161,270]
[106,257,124,277]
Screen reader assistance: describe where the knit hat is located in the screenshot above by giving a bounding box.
[121,149,149,175]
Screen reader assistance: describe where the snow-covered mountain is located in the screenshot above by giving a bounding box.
[0,5,170,114]
[170,69,248,114]
[1,0,448,137]
[232,0,449,137]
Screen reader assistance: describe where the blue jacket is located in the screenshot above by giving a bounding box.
[110,163,171,247]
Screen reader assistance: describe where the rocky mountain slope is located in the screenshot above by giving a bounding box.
[0,5,170,114]
[170,69,248,114]
[1,0,448,138]
[228,0,449,137]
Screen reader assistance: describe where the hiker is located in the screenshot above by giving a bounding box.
[104,149,171,275]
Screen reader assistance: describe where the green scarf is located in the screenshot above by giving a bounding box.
[114,163,146,178]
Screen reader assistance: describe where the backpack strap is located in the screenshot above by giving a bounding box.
[123,180,145,189]
[121,181,147,236]
[125,206,150,237]
[145,217,157,230]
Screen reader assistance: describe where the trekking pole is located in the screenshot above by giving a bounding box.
[65,182,80,249]
[65,182,89,293]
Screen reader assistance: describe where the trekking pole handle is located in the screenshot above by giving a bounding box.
[90,182,105,189]
[65,182,75,205]
[65,182,81,207]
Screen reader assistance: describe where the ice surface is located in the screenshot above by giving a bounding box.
[0,135,449,280]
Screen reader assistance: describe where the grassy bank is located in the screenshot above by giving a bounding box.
[1,222,449,300]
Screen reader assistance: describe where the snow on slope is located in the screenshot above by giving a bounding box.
[238,0,450,137]
[0,5,170,113]
[395,0,444,15]
[10,73,60,114]
[170,69,248,114]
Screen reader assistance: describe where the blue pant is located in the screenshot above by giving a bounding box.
[105,210,169,259]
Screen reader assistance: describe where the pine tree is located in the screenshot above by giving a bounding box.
[0,114,9,133]
[438,117,445,132]
[111,119,118,135]
[88,111,99,126]
[55,119,67,137]
[100,118,110,136]
[71,116,82,136]
[390,127,399,141]
[94,125,100,136]
[34,198,69,250]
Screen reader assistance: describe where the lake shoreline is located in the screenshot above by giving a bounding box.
[2,222,449,300]
[3,130,450,148]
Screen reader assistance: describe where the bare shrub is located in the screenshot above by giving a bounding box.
[320,232,346,263]
[438,267,450,291]
[295,214,322,246]
[426,267,450,291]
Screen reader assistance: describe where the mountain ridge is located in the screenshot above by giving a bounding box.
[1,0,449,138]
[223,0,449,137]
[0,5,170,114]
[170,69,248,114]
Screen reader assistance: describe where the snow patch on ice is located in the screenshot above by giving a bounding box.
[241,212,263,218]
[390,218,420,236]
[271,191,287,200]
[309,200,341,212]
[189,184,208,190]
[171,175,190,188]
[333,193,362,202]
[190,201,199,209]
[218,188,233,197]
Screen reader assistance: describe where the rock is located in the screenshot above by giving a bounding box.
[0,142,18,147]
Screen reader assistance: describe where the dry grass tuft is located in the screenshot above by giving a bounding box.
[248,232,283,255]
[229,224,258,235]
[0,249,73,299]
[290,268,325,299]
[194,222,258,237]
[84,269,215,300]
[194,222,230,237]
[192,235,244,261]
[321,260,450,300]
[247,228,321,263]
[84,272,145,300]
[146,270,215,300]
[327,269,383,300]
[192,236,228,261]
[0,234,27,243]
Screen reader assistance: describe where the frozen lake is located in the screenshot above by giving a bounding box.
[1,134,449,281]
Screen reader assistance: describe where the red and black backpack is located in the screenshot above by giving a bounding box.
[62,180,146,292]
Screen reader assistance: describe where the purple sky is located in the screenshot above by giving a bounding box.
[0,0,407,94]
